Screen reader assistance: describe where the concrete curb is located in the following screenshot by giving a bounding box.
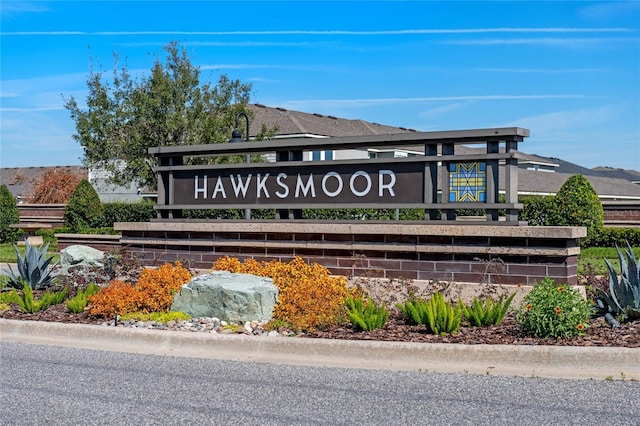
[1,319,638,380]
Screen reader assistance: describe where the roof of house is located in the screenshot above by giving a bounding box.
[247,103,416,138]
[0,166,88,200]
[514,168,640,199]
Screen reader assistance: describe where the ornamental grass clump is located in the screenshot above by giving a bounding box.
[516,277,592,339]
[344,295,388,331]
[396,292,462,335]
[213,256,351,331]
[88,261,191,318]
[66,282,100,314]
[460,293,516,327]
[14,283,68,314]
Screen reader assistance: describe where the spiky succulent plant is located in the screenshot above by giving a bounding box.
[596,242,640,326]
[5,241,59,290]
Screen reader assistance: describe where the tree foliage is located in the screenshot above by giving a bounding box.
[29,168,85,204]
[64,179,104,232]
[0,184,21,243]
[64,41,254,190]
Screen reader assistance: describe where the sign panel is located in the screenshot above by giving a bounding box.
[172,162,425,205]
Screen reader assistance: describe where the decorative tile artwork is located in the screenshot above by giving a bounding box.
[449,162,486,202]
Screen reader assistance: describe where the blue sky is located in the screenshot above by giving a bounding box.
[1,1,639,170]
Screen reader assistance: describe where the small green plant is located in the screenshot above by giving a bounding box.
[516,277,592,339]
[396,292,461,335]
[460,293,516,327]
[119,311,191,323]
[17,283,69,314]
[595,242,640,327]
[5,241,59,290]
[264,318,293,332]
[344,295,388,331]
[0,289,22,305]
[66,283,100,314]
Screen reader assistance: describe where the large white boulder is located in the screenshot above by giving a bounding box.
[59,244,105,269]
[171,271,278,323]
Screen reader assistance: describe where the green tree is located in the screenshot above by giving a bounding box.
[0,184,21,243]
[554,174,603,238]
[64,41,255,190]
[64,180,104,232]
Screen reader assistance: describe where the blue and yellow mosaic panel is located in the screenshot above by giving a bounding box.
[449,162,486,202]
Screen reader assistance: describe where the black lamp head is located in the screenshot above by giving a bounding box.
[229,128,244,143]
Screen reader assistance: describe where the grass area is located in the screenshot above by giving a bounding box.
[578,246,640,276]
[0,243,60,264]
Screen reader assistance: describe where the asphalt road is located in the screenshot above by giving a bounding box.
[1,341,638,426]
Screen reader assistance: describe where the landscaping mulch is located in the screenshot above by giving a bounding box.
[3,305,639,348]
[304,312,640,348]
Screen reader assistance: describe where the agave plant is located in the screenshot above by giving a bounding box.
[5,241,59,290]
[595,242,640,327]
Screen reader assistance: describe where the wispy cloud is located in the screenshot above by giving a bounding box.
[0,110,82,167]
[0,1,49,18]
[123,41,335,48]
[283,94,587,109]
[2,28,634,36]
[201,63,356,74]
[442,37,640,48]
[500,105,618,135]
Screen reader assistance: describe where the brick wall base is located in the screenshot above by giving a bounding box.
[108,220,585,285]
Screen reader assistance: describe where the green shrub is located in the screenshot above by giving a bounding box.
[184,208,276,220]
[520,196,557,226]
[460,293,516,327]
[581,227,640,249]
[66,282,100,314]
[301,208,424,221]
[554,175,603,240]
[344,295,388,331]
[0,184,21,244]
[516,277,592,339]
[103,201,156,226]
[64,179,104,232]
[0,289,22,305]
[396,292,462,335]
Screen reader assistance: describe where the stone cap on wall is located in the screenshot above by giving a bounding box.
[114,220,586,239]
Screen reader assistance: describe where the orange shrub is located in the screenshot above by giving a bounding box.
[213,256,350,331]
[87,280,140,318]
[88,261,191,317]
[136,261,192,312]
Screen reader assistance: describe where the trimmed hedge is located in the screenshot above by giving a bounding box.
[103,202,155,225]
[520,196,556,226]
[581,227,640,248]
